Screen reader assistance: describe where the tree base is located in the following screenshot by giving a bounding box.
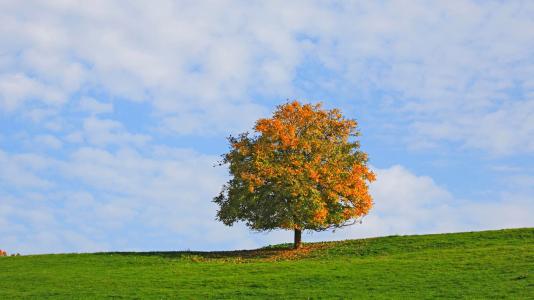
[294,228,302,249]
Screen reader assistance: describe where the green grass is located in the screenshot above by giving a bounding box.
[1,228,533,299]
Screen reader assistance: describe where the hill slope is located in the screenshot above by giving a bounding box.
[1,228,533,299]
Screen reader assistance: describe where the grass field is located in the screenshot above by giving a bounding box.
[1,228,533,299]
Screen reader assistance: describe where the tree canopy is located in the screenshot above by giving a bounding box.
[214,101,376,248]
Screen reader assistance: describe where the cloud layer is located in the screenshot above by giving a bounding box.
[2,1,533,149]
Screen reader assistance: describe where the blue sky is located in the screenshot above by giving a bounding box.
[1,1,533,254]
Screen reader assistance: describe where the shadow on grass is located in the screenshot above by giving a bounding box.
[95,243,321,262]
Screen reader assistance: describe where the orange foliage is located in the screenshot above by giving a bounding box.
[215,100,376,232]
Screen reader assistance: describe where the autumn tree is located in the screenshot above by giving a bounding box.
[214,101,376,249]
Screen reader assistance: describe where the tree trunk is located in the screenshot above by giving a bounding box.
[294,228,302,249]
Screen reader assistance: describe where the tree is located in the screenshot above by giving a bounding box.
[214,101,376,249]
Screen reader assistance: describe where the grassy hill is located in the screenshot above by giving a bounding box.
[1,228,533,299]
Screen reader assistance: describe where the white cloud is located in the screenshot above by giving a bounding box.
[81,117,151,147]
[1,1,532,152]
[413,100,534,154]
[333,2,534,154]
[1,0,302,133]
[0,150,53,189]
[34,134,62,149]
[0,193,108,254]
[78,97,113,115]
[0,73,65,111]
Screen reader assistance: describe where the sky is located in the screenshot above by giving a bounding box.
[0,0,533,254]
